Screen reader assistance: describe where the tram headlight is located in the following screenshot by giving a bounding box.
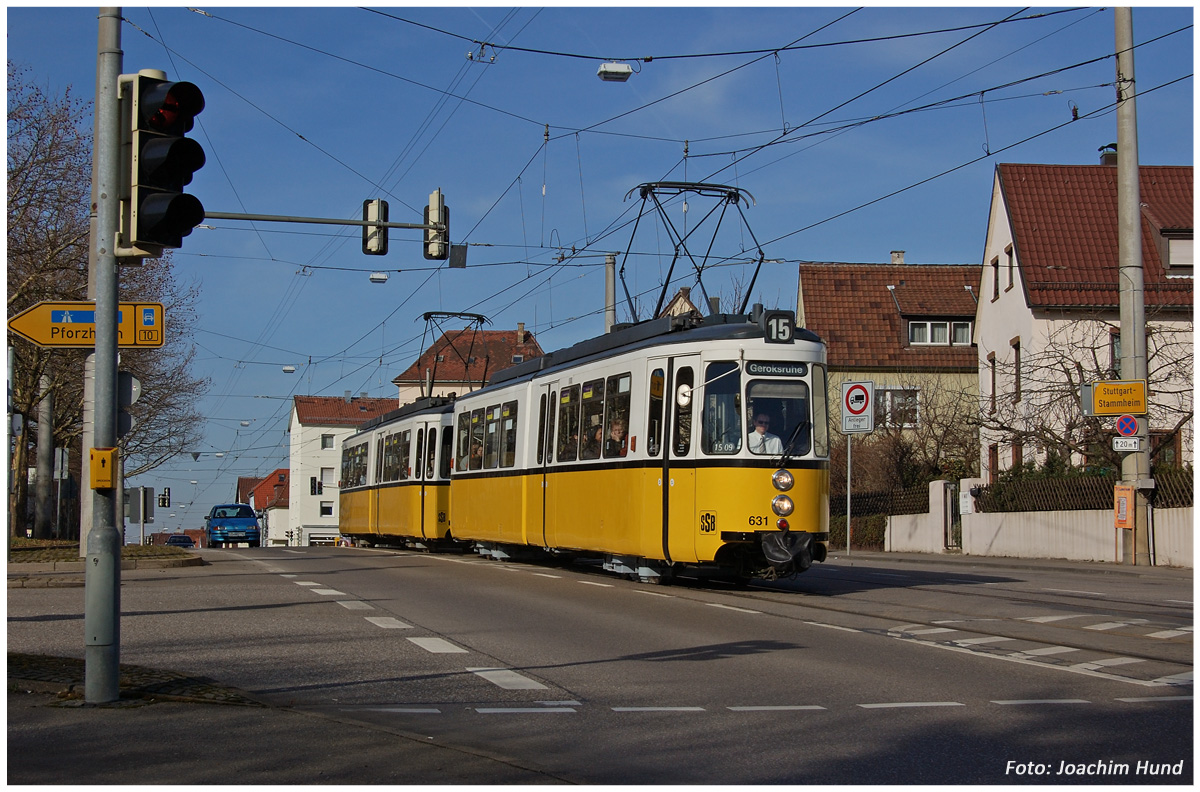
[771,494,794,517]
[772,469,794,491]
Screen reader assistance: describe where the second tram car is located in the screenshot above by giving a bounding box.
[340,397,456,548]
[340,308,830,581]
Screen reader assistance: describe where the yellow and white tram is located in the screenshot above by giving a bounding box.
[341,308,830,581]
[339,397,456,548]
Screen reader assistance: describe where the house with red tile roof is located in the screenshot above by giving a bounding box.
[247,469,290,546]
[977,162,1192,481]
[797,255,982,463]
[287,394,397,545]
[391,323,544,404]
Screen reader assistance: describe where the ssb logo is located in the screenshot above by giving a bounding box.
[699,511,717,534]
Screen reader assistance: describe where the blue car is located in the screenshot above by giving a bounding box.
[205,504,261,548]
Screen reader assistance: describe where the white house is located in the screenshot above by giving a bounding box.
[976,161,1192,481]
[288,394,397,545]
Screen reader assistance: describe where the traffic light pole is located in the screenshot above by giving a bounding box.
[85,6,124,704]
[204,210,438,233]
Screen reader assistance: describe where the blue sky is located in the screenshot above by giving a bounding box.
[7,6,1194,533]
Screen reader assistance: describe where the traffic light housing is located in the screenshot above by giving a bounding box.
[423,188,449,260]
[158,487,171,508]
[362,199,389,255]
[121,72,206,256]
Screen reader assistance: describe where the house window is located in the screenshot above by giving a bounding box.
[512,354,524,363]
[988,444,999,484]
[909,321,971,346]
[874,387,920,428]
[1005,244,1015,290]
[988,353,997,414]
[1164,235,1193,278]
[321,434,335,450]
[320,501,334,517]
[990,256,1000,300]
[1011,338,1021,403]
[1110,331,1121,377]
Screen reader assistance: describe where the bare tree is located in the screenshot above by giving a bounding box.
[978,311,1192,474]
[7,62,209,536]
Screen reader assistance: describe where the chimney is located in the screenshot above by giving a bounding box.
[516,322,525,344]
[1100,143,1117,166]
[344,390,352,403]
[891,250,906,266]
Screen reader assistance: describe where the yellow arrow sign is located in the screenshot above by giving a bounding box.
[7,301,165,348]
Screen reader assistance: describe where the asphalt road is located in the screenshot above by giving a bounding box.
[8,546,1193,784]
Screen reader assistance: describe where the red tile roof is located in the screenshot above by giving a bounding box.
[393,327,545,388]
[998,163,1192,309]
[798,263,981,372]
[250,468,290,510]
[292,395,398,426]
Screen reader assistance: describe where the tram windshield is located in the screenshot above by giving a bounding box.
[746,380,812,458]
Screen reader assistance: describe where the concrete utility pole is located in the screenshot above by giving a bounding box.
[1115,8,1152,566]
[84,6,124,703]
[605,254,617,332]
[35,375,53,538]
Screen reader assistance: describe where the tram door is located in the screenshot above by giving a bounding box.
[656,355,698,563]
[536,381,557,548]
[414,420,443,539]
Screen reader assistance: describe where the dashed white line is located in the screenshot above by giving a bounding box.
[1022,614,1085,623]
[858,701,964,709]
[1070,657,1145,671]
[466,667,548,690]
[1009,646,1078,658]
[531,573,562,579]
[476,707,575,714]
[337,600,373,610]
[365,616,412,629]
[579,581,613,588]
[1117,695,1193,703]
[1148,628,1192,639]
[293,581,321,587]
[953,636,1015,646]
[993,699,1090,705]
[706,603,761,614]
[311,588,346,596]
[612,706,705,712]
[727,705,826,711]
[407,637,467,653]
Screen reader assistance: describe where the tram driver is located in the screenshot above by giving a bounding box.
[748,412,783,455]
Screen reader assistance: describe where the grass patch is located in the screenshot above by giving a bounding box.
[8,538,193,564]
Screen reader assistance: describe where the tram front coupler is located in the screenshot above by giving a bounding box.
[760,529,814,577]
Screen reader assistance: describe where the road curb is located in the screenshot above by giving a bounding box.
[7,554,205,587]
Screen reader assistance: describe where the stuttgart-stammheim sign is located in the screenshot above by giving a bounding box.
[7,301,165,348]
[1081,379,1147,417]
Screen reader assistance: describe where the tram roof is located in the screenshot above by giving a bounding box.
[356,394,456,434]
[487,312,821,388]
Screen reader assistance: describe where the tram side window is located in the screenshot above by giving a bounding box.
[545,391,557,463]
[470,408,485,470]
[500,401,518,468]
[536,394,547,465]
[382,431,407,482]
[415,429,424,480]
[342,442,368,488]
[647,368,665,457]
[579,378,605,460]
[455,412,471,472]
[397,430,410,479]
[604,373,631,458]
[673,366,694,456]
[375,437,384,483]
[425,428,437,479]
[557,385,580,462]
[702,361,741,455]
[439,426,453,479]
[481,406,500,469]
[812,364,830,457]
[747,380,812,457]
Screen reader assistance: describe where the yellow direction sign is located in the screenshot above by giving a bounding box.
[7,301,165,348]
[1082,379,1147,416]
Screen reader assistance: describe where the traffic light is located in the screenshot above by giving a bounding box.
[158,487,171,508]
[362,199,389,255]
[124,72,206,254]
[310,476,323,495]
[423,188,449,260]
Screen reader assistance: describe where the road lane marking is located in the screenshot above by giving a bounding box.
[348,707,441,714]
[1147,629,1192,639]
[706,603,761,614]
[532,573,562,579]
[1117,695,1193,703]
[953,636,1014,646]
[1043,588,1106,597]
[728,705,826,711]
[476,707,575,713]
[579,581,613,588]
[466,667,548,690]
[992,699,1090,705]
[407,637,467,653]
[1021,615,1085,623]
[364,616,412,629]
[311,588,346,596]
[337,600,373,610]
[612,706,705,712]
[1085,620,1147,631]
[858,701,964,709]
[294,581,321,586]
[1070,657,1145,671]
[1151,671,1193,685]
[1009,646,1078,658]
